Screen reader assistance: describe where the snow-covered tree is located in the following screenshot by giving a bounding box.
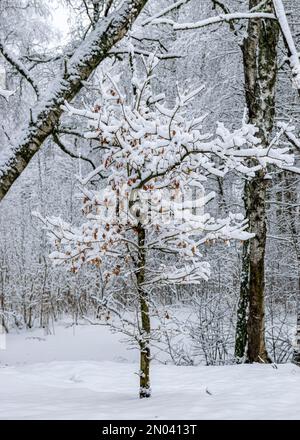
[36,55,296,397]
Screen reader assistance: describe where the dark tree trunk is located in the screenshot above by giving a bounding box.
[293,279,300,365]
[235,239,250,360]
[136,225,151,398]
[235,0,279,363]
[245,171,271,363]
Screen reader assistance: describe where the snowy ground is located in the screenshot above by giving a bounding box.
[1,323,300,420]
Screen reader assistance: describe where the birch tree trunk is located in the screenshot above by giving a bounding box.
[235,0,279,363]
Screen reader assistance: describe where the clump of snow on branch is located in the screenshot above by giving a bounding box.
[273,0,300,89]
[35,55,295,296]
[0,88,15,101]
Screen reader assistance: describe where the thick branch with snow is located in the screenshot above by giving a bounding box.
[0,0,148,202]
[150,12,277,31]
[272,0,300,92]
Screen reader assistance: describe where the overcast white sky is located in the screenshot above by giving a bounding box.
[50,0,71,45]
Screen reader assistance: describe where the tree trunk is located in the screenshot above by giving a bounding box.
[293,278,300,365]
[245,171,271,363]
[235,0,279,363]
[136,225,151,398]
[139,294,151,398]
[235,239,250,360]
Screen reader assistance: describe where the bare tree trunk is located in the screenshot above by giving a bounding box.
[235,0,279,363]
[235,239,249,360]
[0,267,8,333]
[293,228,300,364]
[294,281,300,365]
[136,225,151,398]
[245,171,271,363]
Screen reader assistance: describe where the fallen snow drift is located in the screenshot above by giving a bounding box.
[0,324,300,419]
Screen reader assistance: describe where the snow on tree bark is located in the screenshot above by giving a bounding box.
[272,0,300,94]
[0,0,148,202]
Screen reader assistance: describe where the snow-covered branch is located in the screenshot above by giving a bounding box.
[150,12,276,31]
[277,122,300,152]
[52,132,96,170]
[0,39,40,98]
[142,0,191,26]
[272,0,300,91]
[0,87,15,101]
[0,0,148,203]
[37,57,297,282]
[109,47,181,60]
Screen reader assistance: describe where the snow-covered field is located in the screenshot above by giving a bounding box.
[1,323,300,420]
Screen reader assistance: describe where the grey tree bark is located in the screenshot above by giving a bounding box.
[235,0,279,363]
[235,239,250,360]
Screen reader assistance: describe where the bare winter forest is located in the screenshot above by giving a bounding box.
[0,0,300,420]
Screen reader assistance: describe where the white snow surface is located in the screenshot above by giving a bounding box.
[0,323,300,420]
